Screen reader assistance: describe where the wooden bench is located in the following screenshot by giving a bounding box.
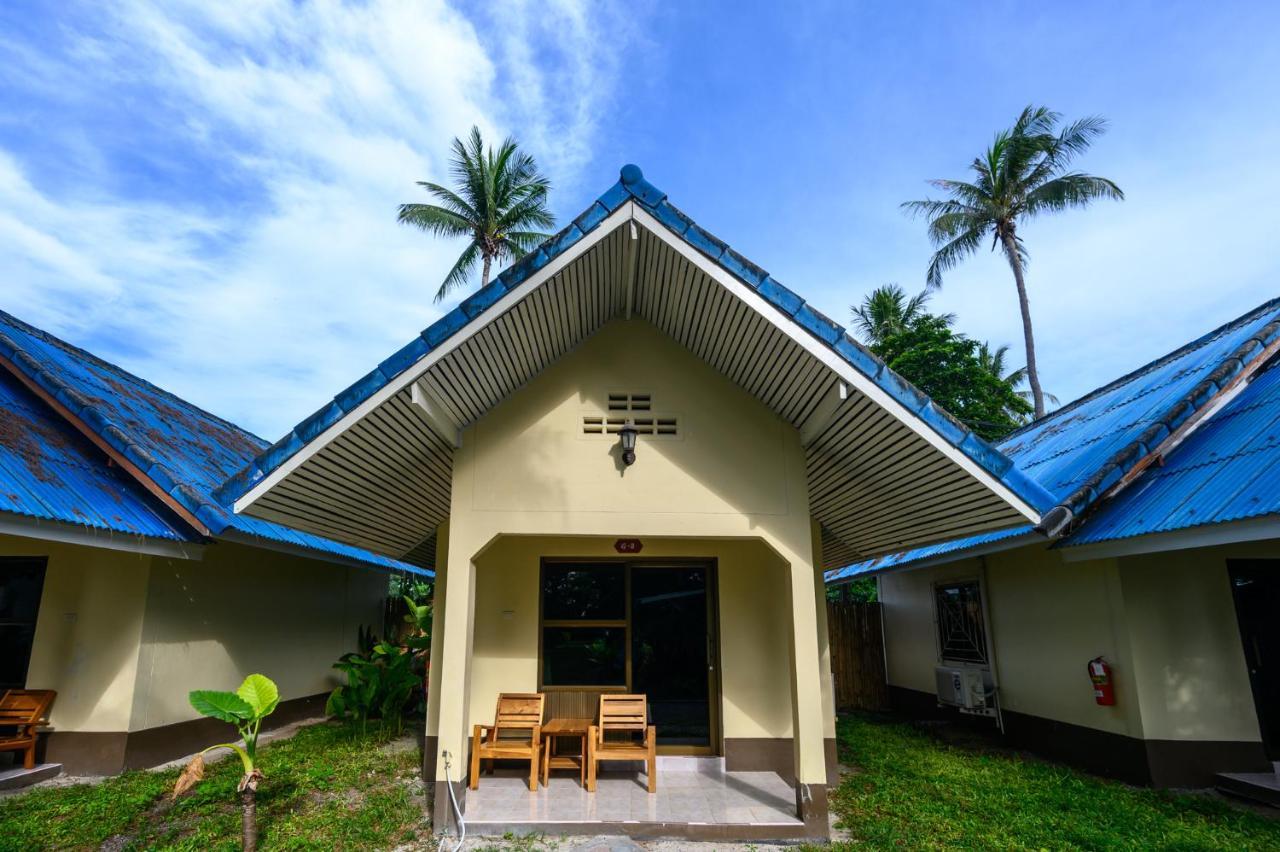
[586,693,656,793]
[0,689,56,770]
[469,692,544,791]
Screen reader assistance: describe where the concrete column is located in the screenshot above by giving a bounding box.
[784,551,830,837]
[429,523,478,834]
[422,521,449,783]
[810,519,838,786]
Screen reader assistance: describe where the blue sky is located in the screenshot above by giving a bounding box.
[2,1,1277,438]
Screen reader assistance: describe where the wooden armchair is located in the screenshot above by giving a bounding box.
[0,689,56,769]
[586,693,656,793]
[469,692,544,791]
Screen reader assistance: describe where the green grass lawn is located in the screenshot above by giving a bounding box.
[825,713,1280,850]
[0,721,426,851]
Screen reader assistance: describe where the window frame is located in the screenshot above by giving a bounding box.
[931,577,990,666]
[538,560,632,691]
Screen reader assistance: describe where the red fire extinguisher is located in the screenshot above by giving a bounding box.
[1088,657,1115,706]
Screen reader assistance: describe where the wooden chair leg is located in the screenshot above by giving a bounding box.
[579,734,585,787]
[24,742,36,770]
[646,725,657,793]
[542,737,550,787]
[528,749,539,791]
[469,726,482,790]
[586,726,597,792]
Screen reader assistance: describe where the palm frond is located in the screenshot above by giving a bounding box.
[415,181,479,222]
[434,242,482,303]
[925,225,986,289]
[502,230,551,254]
[1023,172,1124,217]
[397,203,472,238]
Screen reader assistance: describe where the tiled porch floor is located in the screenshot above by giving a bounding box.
[464,759,801,828]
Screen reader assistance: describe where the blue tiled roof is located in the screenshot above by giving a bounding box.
[0,369,191,541]
[828,296,1280,582]
[218,165,1055,518]
[0,310,427,575]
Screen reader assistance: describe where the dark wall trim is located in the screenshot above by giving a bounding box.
[889,685,1270,787]
[723,736,839,786]
[39,693,328,776]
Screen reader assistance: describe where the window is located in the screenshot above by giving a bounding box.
[540,563,627,687]
[934,580,988,665]
[0,558,48,689]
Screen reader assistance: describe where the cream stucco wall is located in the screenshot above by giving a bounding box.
[19,536,151,732]
[430,318,829,784]
[466,535,795,741]
[1119,544,1265,742]
[131,541,387,730]
[11,530,386,737]
[879,537,1270,745]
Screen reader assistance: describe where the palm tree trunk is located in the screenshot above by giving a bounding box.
[480,253,492,289]
[1000,232,1046,418]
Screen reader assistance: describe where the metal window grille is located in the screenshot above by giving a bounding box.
[934,581,988,664]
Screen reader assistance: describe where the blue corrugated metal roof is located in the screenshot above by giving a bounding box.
[217,165,1055,517]
[0,369,191,540]
[1064,358,1280,545]
[828,297,1280,581]
[0,310,427,574]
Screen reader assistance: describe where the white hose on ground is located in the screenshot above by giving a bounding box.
[441,751,466,852]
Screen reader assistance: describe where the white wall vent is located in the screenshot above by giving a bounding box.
[582,415,678,437]
[607,392,651,412]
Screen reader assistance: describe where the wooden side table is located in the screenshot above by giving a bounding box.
[541,717,592,787]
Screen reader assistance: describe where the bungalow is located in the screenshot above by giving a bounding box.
[0,310,427,777]
[828,297,1280,795]
[219,165,1058,840]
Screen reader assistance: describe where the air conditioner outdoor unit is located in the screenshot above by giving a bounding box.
[935,666,992,715]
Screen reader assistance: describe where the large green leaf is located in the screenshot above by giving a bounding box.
[190,690,253,724]
[237,674,280,718]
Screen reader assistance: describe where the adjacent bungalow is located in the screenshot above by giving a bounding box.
[0,311,427,777]
[219,165,1058,840]
[828,298,1280,795]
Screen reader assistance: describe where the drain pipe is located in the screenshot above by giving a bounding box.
[978,557,1006,736]
[441,751,466,852]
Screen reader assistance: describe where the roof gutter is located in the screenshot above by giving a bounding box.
[1036,315,1280,538]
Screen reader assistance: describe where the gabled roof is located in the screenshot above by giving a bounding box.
[221,165,1055,566]
[0,310,426,574]
[827,296,1280,581]
[0,368,191,542]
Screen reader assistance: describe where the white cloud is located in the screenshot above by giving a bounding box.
[1,0,626,436]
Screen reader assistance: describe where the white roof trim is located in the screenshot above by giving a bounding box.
[234,203,639,515]
[0,514,204,559]
[1060,515,1280,562]
[630,205,1043,527]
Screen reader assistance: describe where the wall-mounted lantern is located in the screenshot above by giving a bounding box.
[619,420,638,466]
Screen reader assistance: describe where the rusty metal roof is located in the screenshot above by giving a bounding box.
[0,367,190,540]
[0,309,427,573]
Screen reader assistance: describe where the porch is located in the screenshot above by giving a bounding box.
[461,758,804,841]
[426,533,836,841]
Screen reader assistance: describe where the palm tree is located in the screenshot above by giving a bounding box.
[851,284,954,348]
[978,342,1060,422]
[398,126,554,302]
[902,106,1123,417]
